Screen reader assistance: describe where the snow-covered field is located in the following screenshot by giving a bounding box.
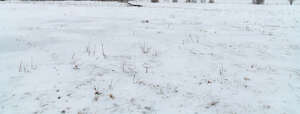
[0,1,300,114]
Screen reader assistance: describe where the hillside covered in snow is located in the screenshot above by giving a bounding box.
[0,1,300,114]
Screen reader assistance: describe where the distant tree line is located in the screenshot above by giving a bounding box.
[252,0,295,5]
[21,0,124,1]
[0,0,128,1]
[0,0,296,5]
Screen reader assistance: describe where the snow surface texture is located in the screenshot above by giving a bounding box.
[0,1,300,114]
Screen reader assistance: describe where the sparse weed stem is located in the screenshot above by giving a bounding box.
[18,58,37,73]
[93,45,96,56]
[217,63,226,84]
[19,61,23,72]
[121,61,138,82]
[140,41,151,54]
[84,41,108,59]
[86,44,91,56]
[143,63,151,73]
[132,71,137,82]
[218,64,225,76]
[152,49,160,57]
[108,80,113,90]
[122,62,126,73]
[86,44,96,56]
[101,42,107,59]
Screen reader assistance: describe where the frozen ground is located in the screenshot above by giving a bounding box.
[0,1,300,114]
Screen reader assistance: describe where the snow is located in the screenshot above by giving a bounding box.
[0,1,300,114]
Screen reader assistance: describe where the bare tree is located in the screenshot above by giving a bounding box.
[289,0,294,5]
[190,0,196,3]
[151,0,159,3]
[120,0,128,3]
[253,0,264,4]
[208,0,215,3]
